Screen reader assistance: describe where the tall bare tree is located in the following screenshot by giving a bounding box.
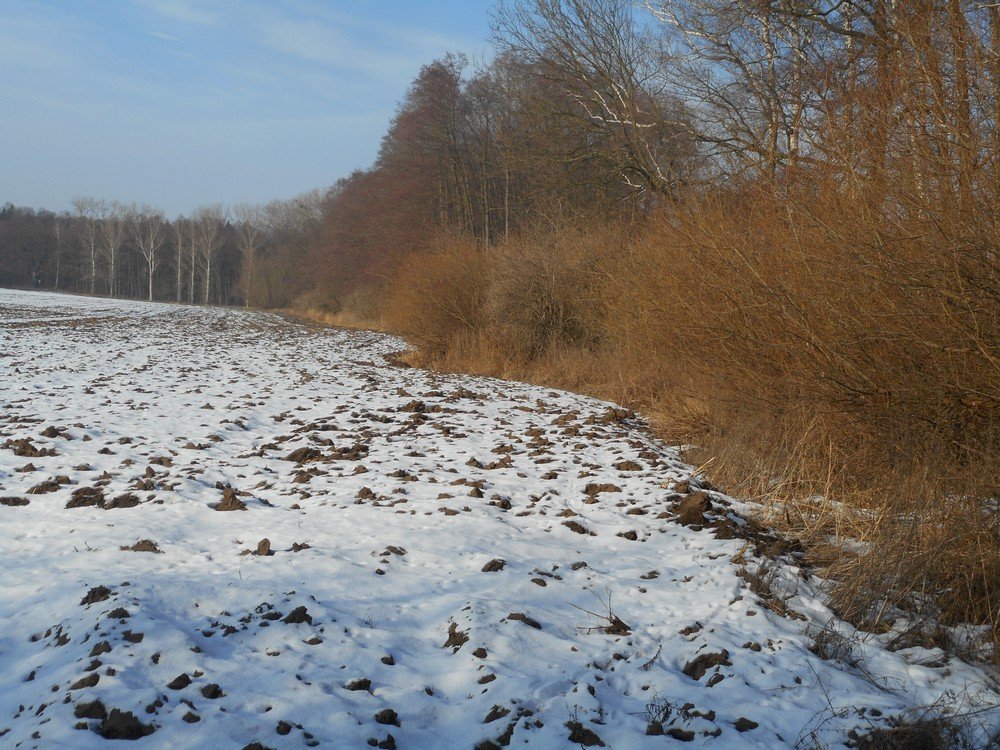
[72,197,102,295]
[172,218,188,303]
[52,217,62,290]
[233,203,266,307]
[496,0,692,197]
[99,202,127,297]
[129,205,166,301]
[192,204,226,305]
[642,0,820,177]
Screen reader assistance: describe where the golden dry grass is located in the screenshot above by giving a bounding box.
[377,180,1000,659]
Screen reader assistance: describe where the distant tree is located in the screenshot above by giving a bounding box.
[233,203,266,307]
[192,204,226,304]
[72,197,102,295]
[129,205,166,301]
[52,217,63,289]
[99,202,127,296]
[171,218,188,303]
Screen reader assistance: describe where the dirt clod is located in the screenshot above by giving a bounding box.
[166,673,191,690]
[283,606,312,625]
[508,612,541,629]
[676,491,712,526]
[121,539,161,553]
[74,699,107,720]
[443,622,469,652]
[214,485,247,511]
[682,650,731,681]
[255,538,273,556]
[81,586,112,606]
[97,709,154,740]
[566,720,605,746]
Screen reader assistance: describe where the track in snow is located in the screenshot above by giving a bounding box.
[0,289,997,749]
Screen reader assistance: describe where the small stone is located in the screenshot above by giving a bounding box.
[682,650,731,681]
[483,705,510,723]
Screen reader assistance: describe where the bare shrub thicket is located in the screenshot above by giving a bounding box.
[384,167,999,657]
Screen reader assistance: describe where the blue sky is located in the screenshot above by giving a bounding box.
[1,0,493,217]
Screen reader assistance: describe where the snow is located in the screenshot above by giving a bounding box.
[0,288,997,749]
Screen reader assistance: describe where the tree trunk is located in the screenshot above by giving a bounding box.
[188,243,196,303]
[204,257,211,305]
[176,245,183,302]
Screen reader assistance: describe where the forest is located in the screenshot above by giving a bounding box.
[3,0,998,659]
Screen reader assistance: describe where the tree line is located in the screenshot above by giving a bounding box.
[0,192,325,308]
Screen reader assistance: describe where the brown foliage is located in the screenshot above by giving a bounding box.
[380,173,1000,658]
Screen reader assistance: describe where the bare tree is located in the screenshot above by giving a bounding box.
[52,217,62,289]
[495,0,692,197]
[172,218,188,303]
[72,197,102,295]
[129,205,166,301]
[192,204,226,305]
[232,203,266,307]
[188,220,197,303]
[99,202,127,297]
[641,0,822,177]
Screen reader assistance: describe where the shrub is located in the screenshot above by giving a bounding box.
[382,234,489,358]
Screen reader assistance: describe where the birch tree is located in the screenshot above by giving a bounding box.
[130,205,166,301]
[172,218,188,303]
[72,197,102,295]
[192,204,225,305]
[99,202,126,297]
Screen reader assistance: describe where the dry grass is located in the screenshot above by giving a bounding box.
[378,179,1000,661]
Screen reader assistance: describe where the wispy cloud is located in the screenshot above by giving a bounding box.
[133,0,220,26]
[253,15,424,83]
[146,30,182,43]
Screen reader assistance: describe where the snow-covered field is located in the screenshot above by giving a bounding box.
[0,288,996,750]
